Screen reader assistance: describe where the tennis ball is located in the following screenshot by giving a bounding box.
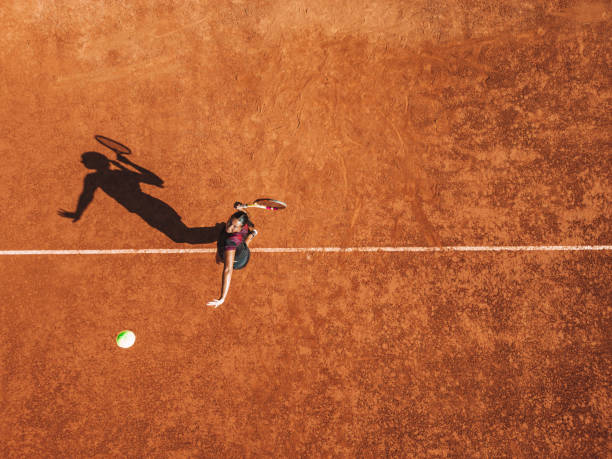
[116,330,136,348]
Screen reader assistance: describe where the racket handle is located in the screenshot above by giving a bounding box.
[234,201,244,209]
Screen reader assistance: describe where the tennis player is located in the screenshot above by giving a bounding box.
[207,211,258,308]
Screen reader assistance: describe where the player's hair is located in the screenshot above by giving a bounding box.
[231,211,255,228]
[81,151,110,170]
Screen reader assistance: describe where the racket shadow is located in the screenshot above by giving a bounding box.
[59,150,223,244]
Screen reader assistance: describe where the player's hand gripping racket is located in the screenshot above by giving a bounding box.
[234,198,287,211]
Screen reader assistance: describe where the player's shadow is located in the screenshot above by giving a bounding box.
[58,151,222,244]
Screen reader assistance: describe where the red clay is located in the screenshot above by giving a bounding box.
[1,1,610,456]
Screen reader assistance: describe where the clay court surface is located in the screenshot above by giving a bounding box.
[1,1,610,457]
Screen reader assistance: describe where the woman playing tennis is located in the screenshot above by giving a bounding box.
[206,199,285,308]
[206,210,258,308]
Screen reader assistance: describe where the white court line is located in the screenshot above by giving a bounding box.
[0,246,610,255]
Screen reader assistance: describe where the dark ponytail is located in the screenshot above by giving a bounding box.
[231,211,255,228]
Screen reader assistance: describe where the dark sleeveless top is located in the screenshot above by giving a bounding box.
[217,224,249,264]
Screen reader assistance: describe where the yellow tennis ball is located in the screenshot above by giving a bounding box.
[116,330,136,348]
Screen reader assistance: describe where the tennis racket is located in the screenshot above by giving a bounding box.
[234,198,287,211]
[94,135,132,155]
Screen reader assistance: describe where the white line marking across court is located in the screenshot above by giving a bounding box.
[0,246,610,255]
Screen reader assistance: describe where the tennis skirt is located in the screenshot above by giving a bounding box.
[232,244,250,270]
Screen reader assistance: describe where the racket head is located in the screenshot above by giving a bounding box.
[253,198,287,210]
[94,135,131,155]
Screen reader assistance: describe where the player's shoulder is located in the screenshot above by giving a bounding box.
[84,172,100,184]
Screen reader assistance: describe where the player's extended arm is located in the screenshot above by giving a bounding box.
[207,250,235,308]
[58,174,98,222]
